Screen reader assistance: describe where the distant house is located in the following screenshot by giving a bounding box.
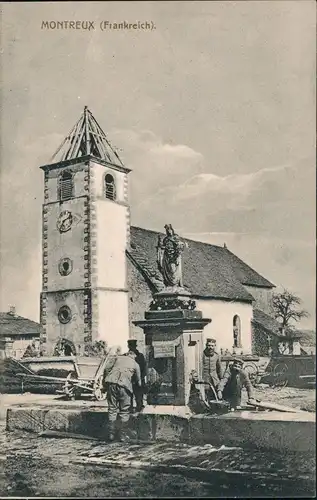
[252,309,302,356]
[296,330,316,355]
[128,226,276,355]
[0,307,42,359]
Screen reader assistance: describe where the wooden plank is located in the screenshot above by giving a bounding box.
[17,373,70,383]
[67,117,86,158]
[247,400,304,413]
[38,430,100,441]
[88,113,109,159]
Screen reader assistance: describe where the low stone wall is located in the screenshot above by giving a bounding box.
[6,405,315,453]
[189,412,315,453]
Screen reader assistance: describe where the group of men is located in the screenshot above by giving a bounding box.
[202,337,255,409]
[102,337,255,441]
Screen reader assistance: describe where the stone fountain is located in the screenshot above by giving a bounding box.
[133,224,211,409]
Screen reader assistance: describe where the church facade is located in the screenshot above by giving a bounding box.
[39,108,276,356]
[127,226,275,354]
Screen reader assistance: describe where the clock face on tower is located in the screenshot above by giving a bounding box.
[57,210,73,233]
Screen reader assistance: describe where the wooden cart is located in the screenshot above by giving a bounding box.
[261,355,316,389]
[16,355,112,401]
[220,354,316,389]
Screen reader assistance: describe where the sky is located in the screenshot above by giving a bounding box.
[0,1,315,329]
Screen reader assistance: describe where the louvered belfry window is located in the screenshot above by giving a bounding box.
[105,173,116,201]
[59,171,73,201]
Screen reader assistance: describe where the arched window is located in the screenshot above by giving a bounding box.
[53,338,77,356]
[104,173,116,201]
[59,171,73,201]
[233,315,242,348]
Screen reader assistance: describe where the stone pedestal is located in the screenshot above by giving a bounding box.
[133,288,211,406]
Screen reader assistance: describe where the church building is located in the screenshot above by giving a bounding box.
[39,107,277,356]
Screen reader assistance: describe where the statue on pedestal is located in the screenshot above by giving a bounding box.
[156,224,187,288]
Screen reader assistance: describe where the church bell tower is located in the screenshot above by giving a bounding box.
[40,107,131,355]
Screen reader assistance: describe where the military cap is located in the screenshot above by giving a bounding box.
[232,358,243,365]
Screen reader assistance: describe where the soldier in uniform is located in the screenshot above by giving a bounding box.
[217,358,255,410]
[202,338,223,401]
[127,339,147,412]
[103,349,141,441]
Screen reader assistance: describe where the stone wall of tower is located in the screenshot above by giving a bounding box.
[39,107,132,356]
[41,290,90,355]
[44,197,88,291]
[96,290,130,350]
[41,157,131,354]
[41,160,91,354]
[88,161,130,351]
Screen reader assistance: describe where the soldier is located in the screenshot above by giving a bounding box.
[103,349,141,442]
[127,339,147,411]
[217,358,255,410]
[202,338,223,401]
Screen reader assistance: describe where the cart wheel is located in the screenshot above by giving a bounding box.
[256,364,274,387]
[64,371,78,399]
[93,374,107,401]
[262,364,273,386]
[244,362,259,386]
[272,363,288,389]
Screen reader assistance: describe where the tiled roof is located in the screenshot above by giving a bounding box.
[0,312,42,337]
[252,309,302,339]
[220,248,274,288]
[252,309,282,336]
[297,330,316,347]
[128,226,274,302]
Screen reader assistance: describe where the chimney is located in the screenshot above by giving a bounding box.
[9,306,16,317]
[223,243,227,249]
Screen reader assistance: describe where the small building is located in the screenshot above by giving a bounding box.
[0,307,42,359]
[296,330,316,355]
[251,309,309,357]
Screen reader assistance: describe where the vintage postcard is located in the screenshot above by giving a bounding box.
[0,1,315,498]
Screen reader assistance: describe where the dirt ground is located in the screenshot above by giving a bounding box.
[246,385,316,412]
[1,386,315,498]
[1,423,315,498]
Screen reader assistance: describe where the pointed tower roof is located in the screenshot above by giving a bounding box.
[49,106,124,167]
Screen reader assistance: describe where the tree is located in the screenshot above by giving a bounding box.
[272,289,309,328]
